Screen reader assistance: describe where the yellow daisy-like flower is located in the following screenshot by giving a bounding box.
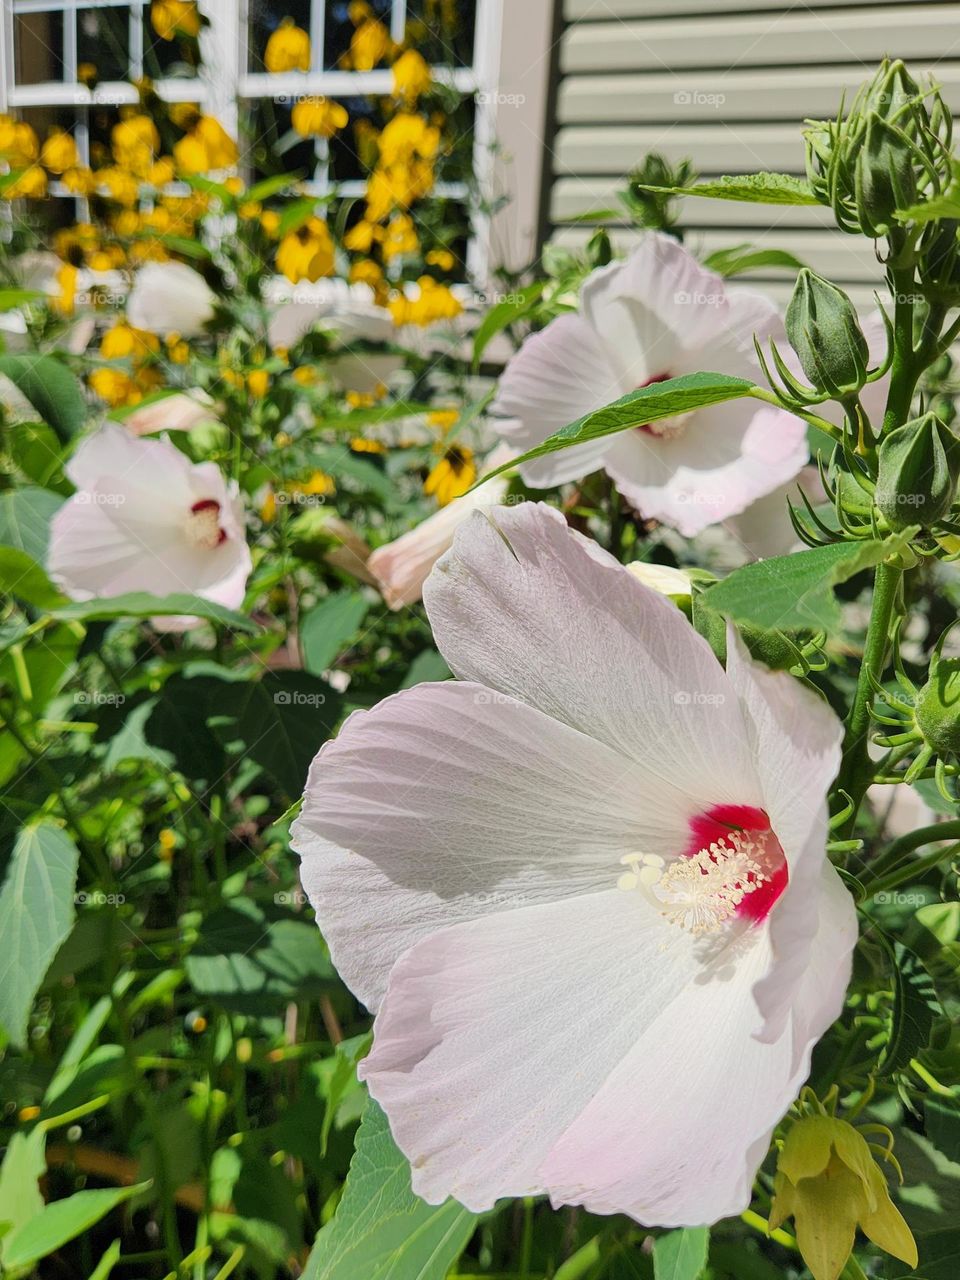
[173,132,209,175]
[77,62,98,88]
[196,115,238,168]
[291,96,349,140]
[378,112,440,166]
[40,129,78,174]
[392,49,431,103]
[346,17,391,71]
[101,321,160,361]
[111,114,159,175]
[5,166,47,199]
[428,408,459,432]
[89,368,142,407]
[389,277,462,327]
[53,263,79,317]
[150,0,200,40]
[381,211,419,260]
[148,156,176,187]
[424,444,476,506]
[425,247,456,272]
[0,116,39,167]
[157,828,177,860]
[260,209,281,237]
[62,166,96,195]
[97,166,140,207]
[343,219,380,253]
[247,370,270,399]
[276,217,335,284]
[264,18,311,73]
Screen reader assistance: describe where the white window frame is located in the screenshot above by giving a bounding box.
[0,0,507,285]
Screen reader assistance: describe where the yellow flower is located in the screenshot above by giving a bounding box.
[151,0,201,41]
[5,166,47,198]
[350,435,385,453]
[389,277,462,327]
[41,129,78,174]
[173,132,209,174]
[392,49,431,103]
[195,116,238,168]
[0,116,39,167]
[770,1112,917,1280]
[169,102,201,130]
[349,258,385,290]
[428,408,459,432]
[345,389,376,408]
[264,18,311,73]
[148,156,176,186]
[382,211,419,260]
[302,470,335,496]
[53,263,78,316]
[347,18,391,71]
[424,444,476,506]
[343,221,378,255]
[276,217,335,284]
[378,112,440,166]
[87,250,114,272]
[165,333,190,364]
[247,369,270,398]
[18,1106,41,1123]
[97,167,140,207]
[225,175,244,196]
[62,166,96,195]
[90,368,141,407]
[77,63,98,88]
[157,828,177,860]
[291,97,349,139]
[348,1,372,21]
[111,114,159,175]
[237,200,261,220]
[260,209,281,237]
[114,209,141,237]
[426,247,456,271]
[101,321,160,360]
[260,490,278,523]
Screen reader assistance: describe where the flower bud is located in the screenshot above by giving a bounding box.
[854,114,919,235]
[916,654,960,755]
[785,270,869,397]
[874,412,960,530]
[770,1114,917,1280]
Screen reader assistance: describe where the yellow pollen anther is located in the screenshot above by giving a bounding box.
[619,835,768,935]
[184,504,222,550]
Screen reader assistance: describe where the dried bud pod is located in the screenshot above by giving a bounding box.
[874,412,960,530]
[786,270,869,397]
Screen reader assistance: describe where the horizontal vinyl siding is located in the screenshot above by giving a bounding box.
[544,2,960,292]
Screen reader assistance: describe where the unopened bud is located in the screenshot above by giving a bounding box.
[854,114,919,235]
[916,653,960,755]
[874,412,960,530]
[786,270,869,397]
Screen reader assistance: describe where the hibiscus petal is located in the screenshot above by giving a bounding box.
[292,679,694,1010]
[423,501,760,802]
[491,313,620,487]
[360,888,696,1209]
[538,863,855,1226]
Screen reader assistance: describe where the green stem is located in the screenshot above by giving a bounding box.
[870,818,960,877]
[834,561,903,832]
[861,842,960,898]
[740,1209,798,1251]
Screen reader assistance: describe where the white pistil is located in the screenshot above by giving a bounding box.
[619,834,768,935]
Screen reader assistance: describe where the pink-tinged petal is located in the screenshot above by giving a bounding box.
[66,424,194,507]
[126,260,216,338]
[491,314,620,487]
[124,391,217,437]
[368,447,514,609]
[292,680,696,1011]
[423,501,760,799]
[602,399,808,536]
[723,627,844,1043]
[360,888,700,1209]
[538,863,855,1226]
[724,466,824,562]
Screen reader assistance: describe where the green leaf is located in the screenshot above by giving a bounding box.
[0,824,80,1046]
[880,940,941,1076]
[1,1183,149,1271]
[0,355,87,440]
[887,1225,960,1278]
[401,648,451,688]
[0,289,43,311]
[925,1098,960,1165]
[700,534,917,633]
[653,1228,710,1280]
[303,1097,478,1280]
[472,281,545,366]
[185,900,336,1011]
[0,486,64,561]
[317,400,435,434]
[146,233,211,261]
[0,547,66,609]
[701,243,807,277]
[5,420,68,490]
[88,1238,122,1280]
[300,591,370,675]
[278,197,322,237]
[321,1033,372,1156]
[50,592,257,632]
[0,1130,46,1239]
[480,373,758,481]
[633,173,819,206]
[245,172,304,203]
[216,671,342,797]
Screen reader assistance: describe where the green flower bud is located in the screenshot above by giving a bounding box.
[916,654,960,755]
[785,270,870,397]
[770,1114,917,1280]
[854,114,919,235]
[874,412,960,530]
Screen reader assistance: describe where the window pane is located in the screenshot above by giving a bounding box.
[247,0,312,74]
[144,3,202,80]
[78,7,131,83]
[324,0,393,72]
[14,11,65,85]
[406,0,476,67]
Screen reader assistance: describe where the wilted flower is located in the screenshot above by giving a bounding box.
[48,425,250,629]
[264,18,311,72]
[491,233,808,537]
[293,501,857,1223]
[126,260,216,339]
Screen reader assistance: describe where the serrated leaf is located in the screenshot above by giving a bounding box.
[49,591,257,632]
[633,173,819,206]
[700,533,917,633]
[0,355,87,440]
[300,590,370,675]
[481,372,758,482]
[303,1097,478,1280]
[0,824,80,1046]
[472,281,544,366]
[1,1183,149,1271]
[653,1227,710,1280]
